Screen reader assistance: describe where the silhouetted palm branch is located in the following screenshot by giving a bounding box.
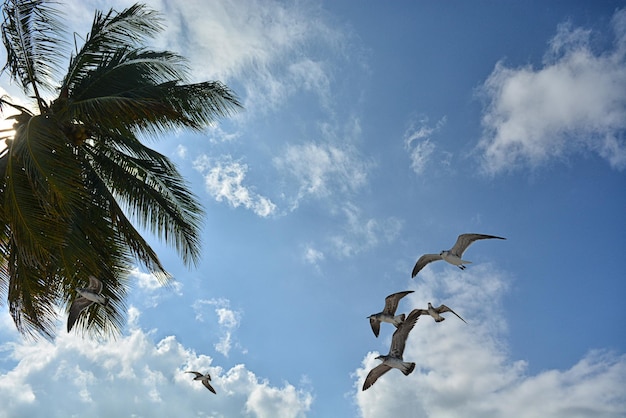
[0,1,241,338]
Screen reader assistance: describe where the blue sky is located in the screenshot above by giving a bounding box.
[1,1,625,417]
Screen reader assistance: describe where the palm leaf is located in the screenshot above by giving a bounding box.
[1,0,67,99]
[84,143,203,268]
[63,48,240,134]
[0,2,242,339]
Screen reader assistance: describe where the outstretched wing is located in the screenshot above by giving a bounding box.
[450,233,506,257]
[383,290,414,314]
[389,309,420,357]
[438,304,467,324]
[185,371,203,378]
[202,379,217,394]
[362,363,392,391]
[369,317,381,338]
[411,253,442,278]
[67,297,94,332]
[413,308,430,319]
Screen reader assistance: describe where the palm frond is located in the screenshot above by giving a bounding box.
[82,164,170,278]
[85,143,203,267]
[0,2,241,339]
[62,3,163,93]
[62,46,240,134]
[58,213,132,339]
[1,0,67,99]
[7,247,60,339]
[10,114,86,217]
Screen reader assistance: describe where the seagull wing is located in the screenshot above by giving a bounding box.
[437,304,467,324]
[362,363,392,391]
[383,290,414,314]
[202,379,217,394]
[411,253,442,278]
[87,275,103,293]
[389,309,420,357]
[185,371,203,378]
[67,297,94,332]
[450,233,506,257]
[413,308,429,319]
[369,317,381,338]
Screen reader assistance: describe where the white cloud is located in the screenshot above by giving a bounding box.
[147,0,344,115]
[192,298,244,357]
[0,307,311,418]
[478,8,626,174]
[193,155,277,218]
[273,142,370,210]
[129,268,183,309]
[175,144,187,159]
[409,139,435,175]
[303,245,325,266]
[330,203,403,258]
[245,382,313,418]
[54,0,345,122]
[353,266,626,418]
[132,268,182,294]
[404,116,447,175]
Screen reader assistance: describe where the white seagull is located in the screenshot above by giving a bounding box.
[362,308,420,391]
[367,290,414,337]
[411,233,506,278]
[186,371,216,394]
[415,302,467,323]
[67,275,108,332]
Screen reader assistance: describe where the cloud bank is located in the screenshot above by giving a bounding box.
[0,307,312,418]
[353,265,626,418]
[478,9,626,174]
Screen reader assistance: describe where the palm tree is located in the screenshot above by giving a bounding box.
[0,0,241,339]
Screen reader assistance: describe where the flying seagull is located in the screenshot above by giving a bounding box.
[367,290,414,337]
[67,275,108,332]
[416,302,467,323]
[186,371,216,394]
[362,308,420,391]
[411,233,506,278]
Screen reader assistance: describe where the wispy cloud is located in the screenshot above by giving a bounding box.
[353,265,626,417]
[330,203,403,258]
[149,0,345,116]
[192,298,244,357]
[132,268,182,295]
[302,244,325,267]
[130,268,183,308]
[273,141,371,210]
[0,307,311,418]
[55,0,347,124]
[477,8,626,174]
[404,116,448,175]
[193,155,277,217]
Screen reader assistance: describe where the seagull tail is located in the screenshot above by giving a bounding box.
[402,362,416,376]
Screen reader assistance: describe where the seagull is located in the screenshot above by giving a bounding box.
[367,290,414,337]
[67,275,108,332]
[411,233,506,278]
[362,308,420,391]
[415,302,467,323]
[186,371,216,394]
